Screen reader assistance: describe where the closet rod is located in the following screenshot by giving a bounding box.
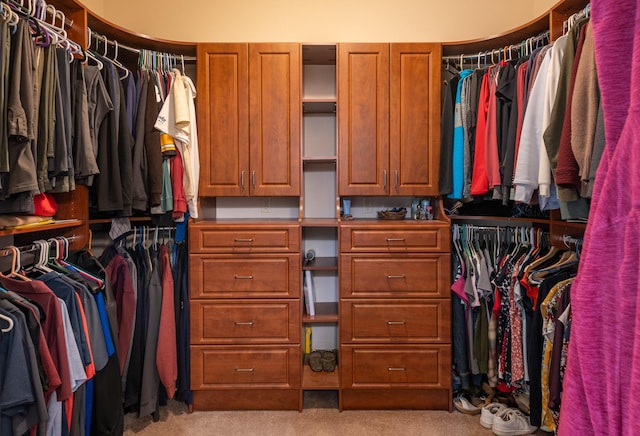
[89,29,196,61]
[5,0,74,28]
[442,30,550,63]
[0,234,79,257]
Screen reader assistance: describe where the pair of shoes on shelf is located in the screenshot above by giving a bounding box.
[308,350,337,372]
[481,404,537,436]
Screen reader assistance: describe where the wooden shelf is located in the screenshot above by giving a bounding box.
[449,215,551,225]
[301,218,339,227]
[303,257,337,271]
[302,44,337,65]
[303,302,338,323]
[442,12,549,56]
[302,364,340,390]
[0,219,84,237]
[303,99,336,113]
[89,216,154,225]
[302,156,337,164]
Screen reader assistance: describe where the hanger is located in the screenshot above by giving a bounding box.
[6,246,30,281]
[0,311,13,332]
[111,40,130,79]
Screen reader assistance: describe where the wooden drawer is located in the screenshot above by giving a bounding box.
[190,223,300,253]
[341,299,450,344]
[340,224,449,253]
[191,345,301,389]
[191,300,300,344]
[190,254,300,298]
[340,254,450,298]
[340,345,450,389]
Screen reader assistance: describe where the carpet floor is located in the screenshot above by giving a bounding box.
[123,392,548,435]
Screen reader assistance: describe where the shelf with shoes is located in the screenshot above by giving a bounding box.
[300,44,340,399]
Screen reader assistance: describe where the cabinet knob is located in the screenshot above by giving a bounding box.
[386,275,406,279]
[234,321,254,326]
[235,368,255,372]
[234,275,254,279]
[387,321,406,325]
[387,367,406,372]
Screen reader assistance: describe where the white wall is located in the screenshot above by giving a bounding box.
[85,0,560,43]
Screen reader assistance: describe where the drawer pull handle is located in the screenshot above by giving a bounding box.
[387,275,406,279]
[386,238,405,242]
[388,367,406,372]
[234,275,254,279]
[235,368,254,373]
[241,170,246,190]
[234,321,254,326]
[387,321,406,325]
[234,238,254,243]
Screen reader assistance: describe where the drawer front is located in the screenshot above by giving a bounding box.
[341,345,450,388]
[191,300,300,344]
[341,299,450,343]
[190,224,300,253]
[340,225,449,253]
[340,254,450,298]
[190,254,300,298]
[191,346,301,389]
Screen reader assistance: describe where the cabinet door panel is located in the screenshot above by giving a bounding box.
[190,254,300,299]
[197,43,249,196]
[249,43,301,196]
[338,43,389,196]
[340,254,450,298]
[191,300,300,344]
[341,299,451,343]
[341,345,450,388]
[390,43,441,196]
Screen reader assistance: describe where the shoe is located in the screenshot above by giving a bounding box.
[308,351,323,372]
[513,392,530,415]
[492,408,537,435]
[480,402,507,429]
[453,394,481,415]
[321,350,337,372]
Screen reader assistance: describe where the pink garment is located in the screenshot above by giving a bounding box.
[558,2,640,435]
[156,245,177,398]
[471,72,491,195]
[105,254,136,375]
[485,66,502,189]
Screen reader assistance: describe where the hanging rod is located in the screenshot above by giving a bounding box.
[442,30,550,64]
[89,29,196,62]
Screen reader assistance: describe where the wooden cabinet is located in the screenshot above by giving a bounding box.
[198,43,300,197]
[189,221,301,410]
[339,221,451,410]
[338,43,441,196]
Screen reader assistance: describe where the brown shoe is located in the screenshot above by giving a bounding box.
[308,351,323,372]
[321,350,337,372]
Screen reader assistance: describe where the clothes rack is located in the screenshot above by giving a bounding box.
[89,28,197,63]
[442,30,550,67]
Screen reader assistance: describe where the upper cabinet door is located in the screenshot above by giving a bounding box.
[249,43,301,197]
[390,43,442,196]
[197,43,249,196]
[338,43,390,196]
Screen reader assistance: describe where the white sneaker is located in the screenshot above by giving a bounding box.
[480,402,508,429]
[492,408,537,435]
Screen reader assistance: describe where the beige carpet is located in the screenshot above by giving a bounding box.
[123,392,546,436]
